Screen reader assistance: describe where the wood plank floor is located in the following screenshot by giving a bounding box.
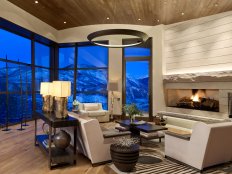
[0,120,116,174]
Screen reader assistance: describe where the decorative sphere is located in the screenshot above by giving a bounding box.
[53,130,71,149]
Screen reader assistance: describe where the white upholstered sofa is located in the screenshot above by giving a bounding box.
[65,112,130,165]
[165,122,232,170]
[158,111,228,133]
[78,103,109,122]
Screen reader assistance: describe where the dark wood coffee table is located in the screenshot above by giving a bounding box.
[116,119,167,137]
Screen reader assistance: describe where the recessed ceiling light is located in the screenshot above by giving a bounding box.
[64,21,67,24]
[214,3,218,7]
[35,1,39,3]
[138,18,141,21]
[181,12,185,16]
[106,17,110,20]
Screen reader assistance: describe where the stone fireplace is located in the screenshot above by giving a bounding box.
[167,89,219,112]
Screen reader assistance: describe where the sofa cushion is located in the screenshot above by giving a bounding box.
[164,116,198,130]
[84,104,99,111]
[140,131,165,138]
[88,110,106,117]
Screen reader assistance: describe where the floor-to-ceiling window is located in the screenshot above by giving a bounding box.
[0,20,53,127]
[0,29,32,126]
[76,45,108,109]
[58,43,108,110]
[123,38,152,117]
[34,42,51,111]
[58,46,75,110]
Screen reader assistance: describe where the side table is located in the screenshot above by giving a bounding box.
[34,111,78,169]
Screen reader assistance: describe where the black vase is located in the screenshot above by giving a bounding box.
[110,144,139,172]
[53,130,71,149]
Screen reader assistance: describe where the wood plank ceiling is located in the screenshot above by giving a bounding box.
[7,0,232,30]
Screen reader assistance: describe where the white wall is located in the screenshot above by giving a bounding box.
[58,24,165,115]
[165,11,232,75]
[0,0,58,41]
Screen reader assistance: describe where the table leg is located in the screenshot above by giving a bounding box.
[48,125,52,169]
[73,126,77,164]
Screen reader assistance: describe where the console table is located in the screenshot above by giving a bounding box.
[34,111,78,169]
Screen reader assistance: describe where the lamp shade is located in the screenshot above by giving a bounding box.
[40,82,53,95]
[52,81,71,97]
[107,82,118,91]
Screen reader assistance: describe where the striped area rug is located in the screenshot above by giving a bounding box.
[109,150,232,174]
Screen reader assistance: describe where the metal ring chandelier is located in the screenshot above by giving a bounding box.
[87,29,149,48]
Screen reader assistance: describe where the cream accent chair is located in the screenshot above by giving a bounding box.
[165,122,232,171]
[66,112,130,165]
[79,103,109,122]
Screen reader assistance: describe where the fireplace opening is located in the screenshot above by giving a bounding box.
[167,89,219,112]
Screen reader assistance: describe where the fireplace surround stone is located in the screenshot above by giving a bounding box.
[163,71,232,119]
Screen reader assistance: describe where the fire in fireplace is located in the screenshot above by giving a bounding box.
[167,89,219,112]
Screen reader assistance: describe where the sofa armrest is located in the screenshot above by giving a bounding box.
[165,131,191,141]
[103,130,131,138]
[79,110,89,114]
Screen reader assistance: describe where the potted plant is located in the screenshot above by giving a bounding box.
[110,137,139,172]
[72,99,80,111]
[123,104,142,123]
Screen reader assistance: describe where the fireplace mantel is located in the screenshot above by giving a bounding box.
[163,70,232,83]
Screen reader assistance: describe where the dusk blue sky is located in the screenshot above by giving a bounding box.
[126,61,149,79]
[0,29,31,64]
[125,47,151,57]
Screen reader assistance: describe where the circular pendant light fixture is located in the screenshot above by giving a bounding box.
[87,29,149,48]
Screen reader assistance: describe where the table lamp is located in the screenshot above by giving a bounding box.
[107,81,119,120]
[52,81,71,118]
[40,82,54,112]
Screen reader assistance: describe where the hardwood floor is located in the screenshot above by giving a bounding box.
[0,120,116,174]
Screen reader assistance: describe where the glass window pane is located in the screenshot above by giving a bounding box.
[67,95,73,111]
[8,63,20,92]
[35,42,50,67]
[35,93,43,111]
[8,94,21,124]
[0,61,6,92]
[59,47,75,68]
[1,63,32,92]
[124,47,151,57]
[0,94,6,126]
[0,29,31,64]
[0,93,33,125]
[35,68,50,91]
[126,61,149,113]
[77,69,107,92]
[78,46,108,68]
[76,93,108,110]
[22,93,33,118]
[59,70,74,92]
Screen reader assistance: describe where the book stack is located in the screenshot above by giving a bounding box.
[42,139,55,149]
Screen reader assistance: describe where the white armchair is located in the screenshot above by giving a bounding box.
[79,103,109,122]
[66,112,130,165]
[165,122,232,171]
